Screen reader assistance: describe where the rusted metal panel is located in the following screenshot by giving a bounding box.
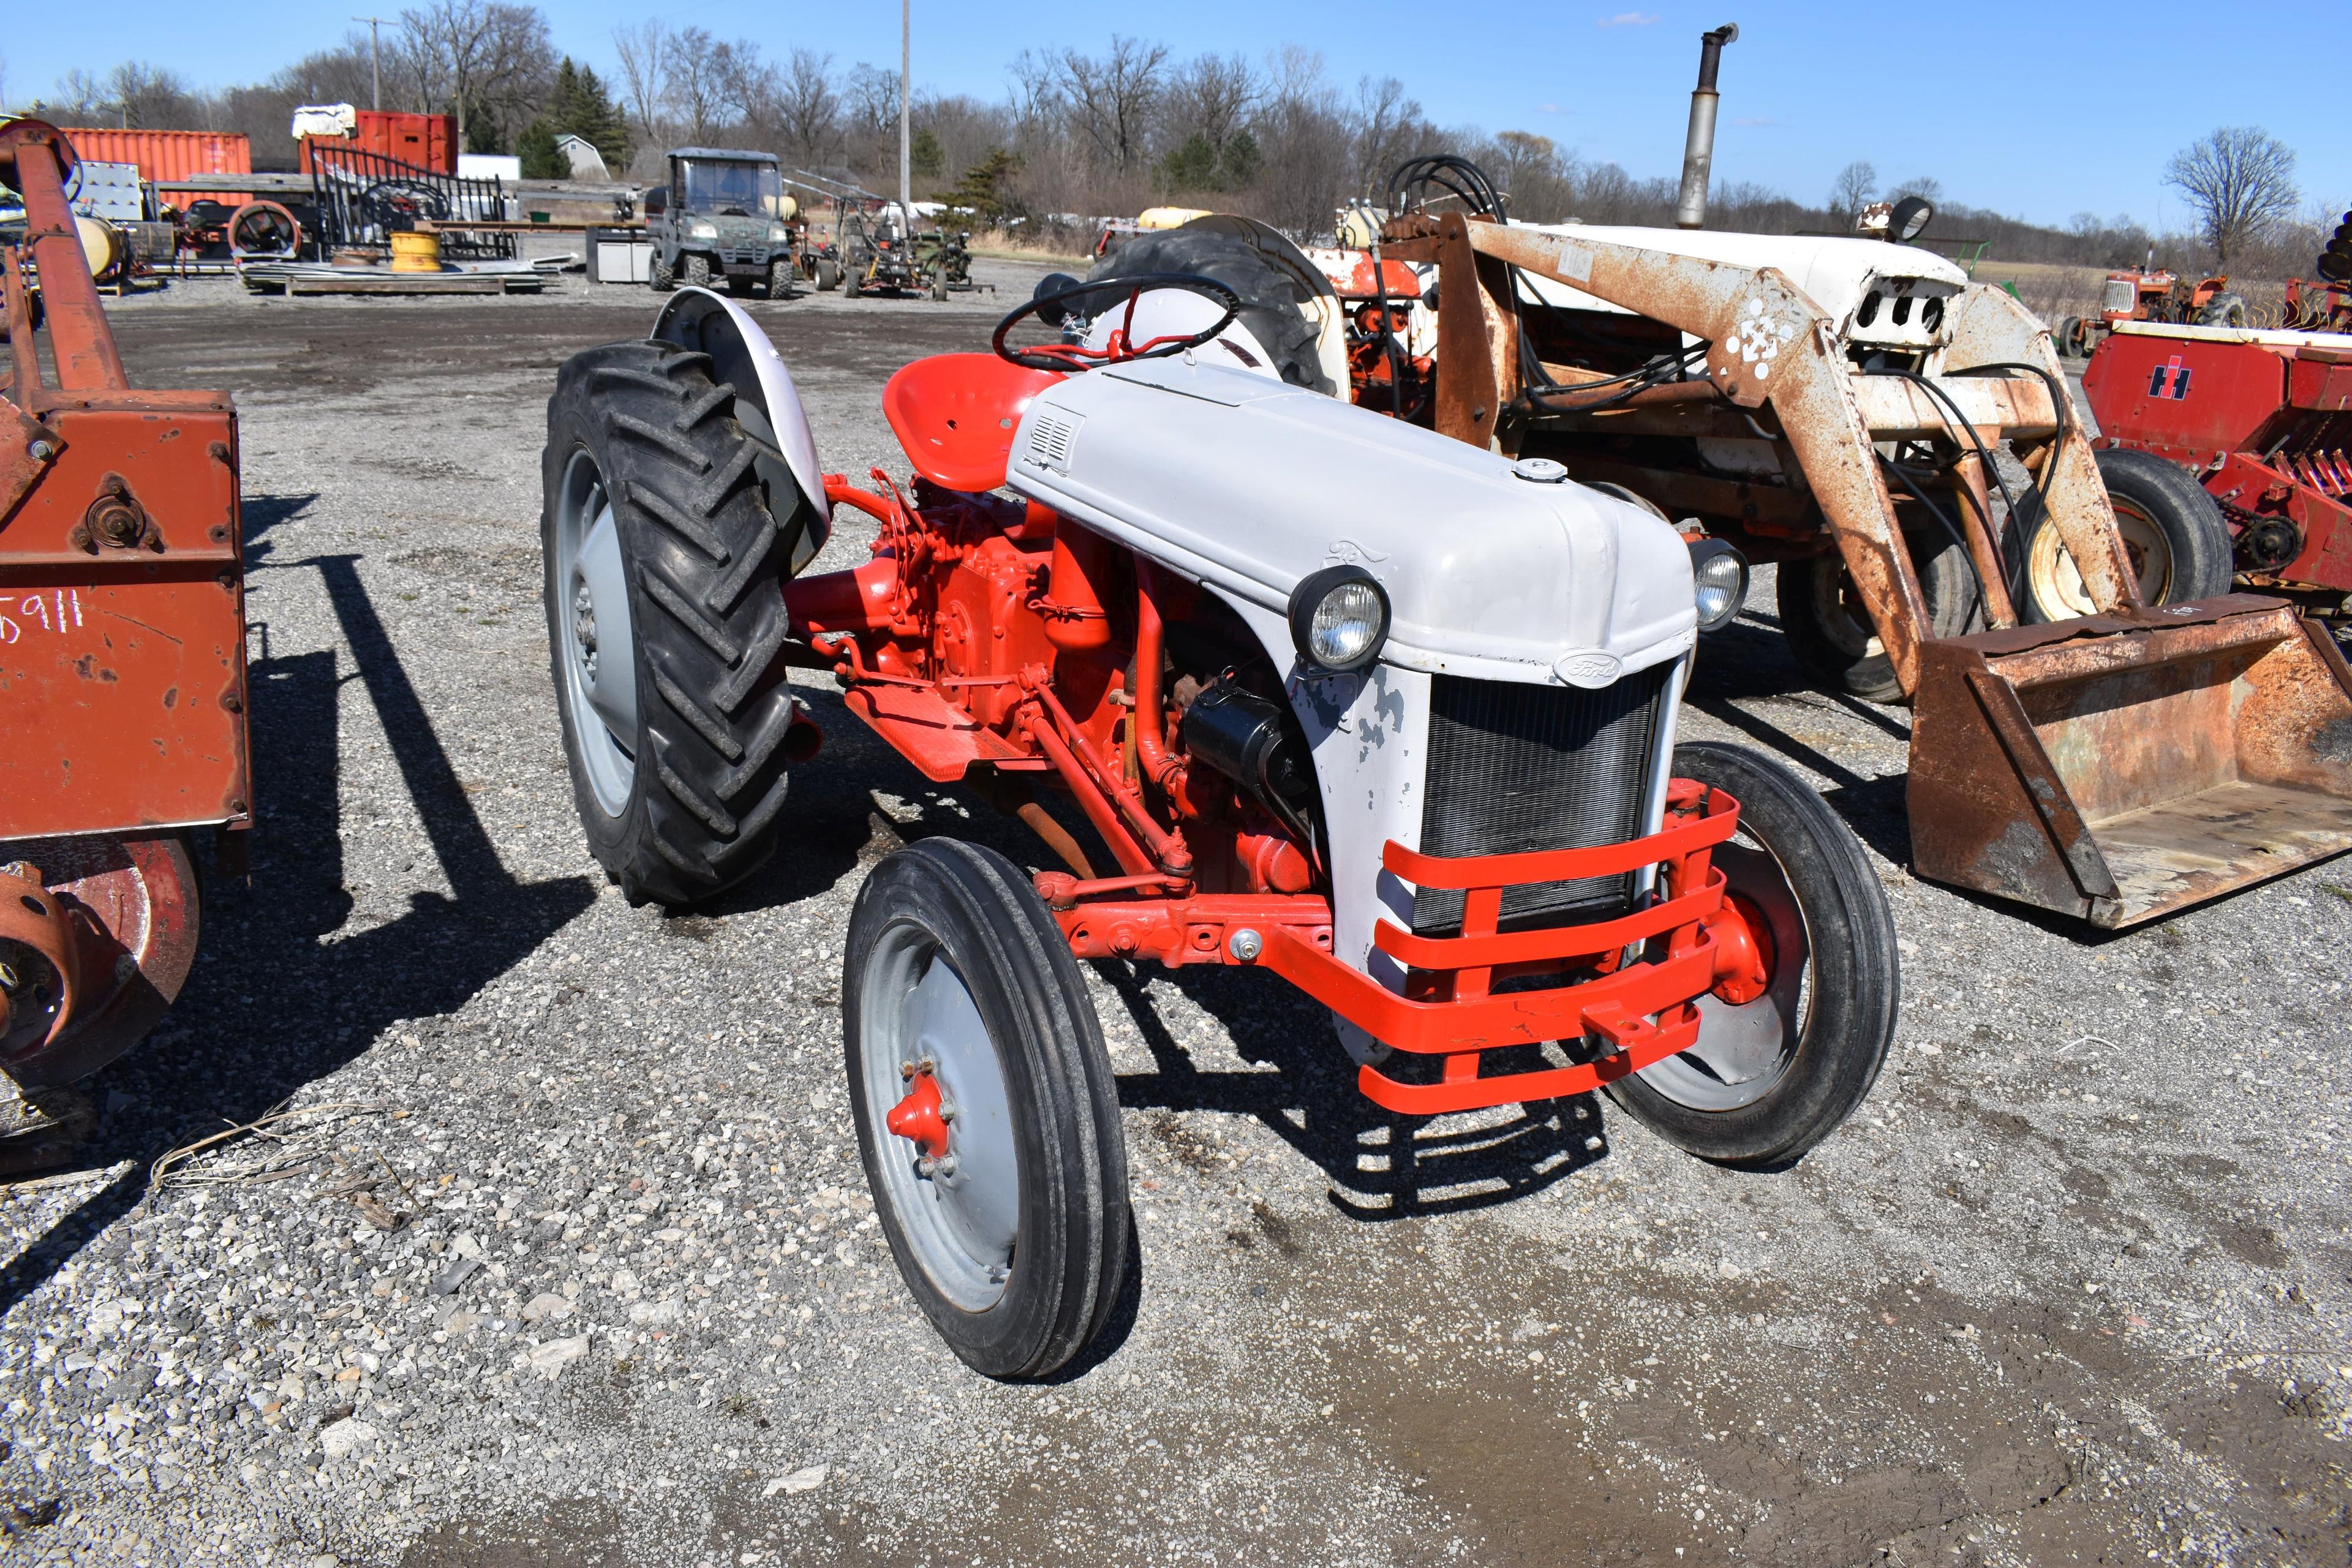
[1429,215,1518,450]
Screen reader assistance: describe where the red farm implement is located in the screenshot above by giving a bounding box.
[1,118,248,1109]
[2084,321,2352,605]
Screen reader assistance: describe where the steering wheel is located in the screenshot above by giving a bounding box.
[992,273,1244,372]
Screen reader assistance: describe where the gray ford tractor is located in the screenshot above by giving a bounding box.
[644,147,801,298]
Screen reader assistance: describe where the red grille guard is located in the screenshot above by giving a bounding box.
[1257,781,1744,1115]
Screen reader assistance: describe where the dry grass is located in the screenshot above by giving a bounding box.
[967,227,1093,263]
[1974,258,2306,328]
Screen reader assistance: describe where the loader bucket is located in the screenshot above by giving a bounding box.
[1908,597,2352,927]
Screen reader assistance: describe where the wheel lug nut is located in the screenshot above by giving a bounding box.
[899,1060,917,1080]
[936,1155,958,1178]
[916,1155,937,1177]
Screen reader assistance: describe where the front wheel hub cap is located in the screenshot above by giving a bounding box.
[886,1069,951,1161]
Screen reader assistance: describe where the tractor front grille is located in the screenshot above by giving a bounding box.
[1410,665,1670,936]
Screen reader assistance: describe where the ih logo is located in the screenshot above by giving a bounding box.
[2147,355,2193,401]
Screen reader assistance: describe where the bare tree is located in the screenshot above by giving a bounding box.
[399,0,552,149]
[612,21,670,146]
[843,62,898,137]
[1829,159,1875,221]
[1484,130,1574,222]
[660,26,729,143]
[1058,36,1169,175]
[47,69,113,123]
[2165,126,2299,266]
[1251,47,1349,236]
[104,62,201,128]
[778,48,839,165]
[1005,48,1061,134]
[1348,76,1423,197]
[1162,53,1256,155]
[714,40,780,137]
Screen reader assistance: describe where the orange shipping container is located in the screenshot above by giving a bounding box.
[300,110,458,176]
[59,127,250,182]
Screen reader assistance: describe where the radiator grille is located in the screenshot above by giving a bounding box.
[1411,665,1669,935]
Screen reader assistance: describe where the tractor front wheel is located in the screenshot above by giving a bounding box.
[1605,742,1899,1170]
[814,258,840,292]
[540,340,802,906]
[846,839,1131,1381]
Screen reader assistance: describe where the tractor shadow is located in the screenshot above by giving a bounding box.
[745,744,1615,1224]
[1095,962,1613,1222]
[0,550,594,1317]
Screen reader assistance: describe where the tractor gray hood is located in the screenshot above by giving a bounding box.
[1005,356,1697,687]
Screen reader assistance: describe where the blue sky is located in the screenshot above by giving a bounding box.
[3,2,2343,232]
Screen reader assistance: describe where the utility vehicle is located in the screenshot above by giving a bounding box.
[645,146,800,297]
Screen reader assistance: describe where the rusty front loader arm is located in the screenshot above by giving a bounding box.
[1393,213,2143,698]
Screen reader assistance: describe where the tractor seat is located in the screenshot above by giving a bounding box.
[883,353,1064,493]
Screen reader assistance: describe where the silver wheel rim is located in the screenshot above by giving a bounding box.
[2028,497,2172,619]
[554,448,638,816]
[859,922,1020,1312]
[1636,838,1814,1111]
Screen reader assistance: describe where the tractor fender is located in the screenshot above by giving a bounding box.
[651,287,828,560]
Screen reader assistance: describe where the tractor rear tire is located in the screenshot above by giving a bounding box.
[1776,529,1979,704]
[846,839,1131,1381]
[682,254,712,288]
[541,339,801,907]
[1088,225,1332,394]
[1604,741,1899,1170]
[2198,291,2248,329]
[2008,447,2233,623]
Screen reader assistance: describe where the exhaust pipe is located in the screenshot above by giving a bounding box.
[1673,23,1739,230]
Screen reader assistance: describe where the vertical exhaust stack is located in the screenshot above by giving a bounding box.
[1673,23,1738,230]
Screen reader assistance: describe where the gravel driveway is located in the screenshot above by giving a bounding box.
[2,260,2346,1568]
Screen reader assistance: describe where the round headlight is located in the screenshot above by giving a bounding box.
[1689,538,1749,633]
[1288,565,1390,674]
[688,220,717,240]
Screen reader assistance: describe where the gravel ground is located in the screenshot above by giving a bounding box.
[1,260,2348,1568]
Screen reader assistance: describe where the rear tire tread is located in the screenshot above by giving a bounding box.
[541,339,797,907]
